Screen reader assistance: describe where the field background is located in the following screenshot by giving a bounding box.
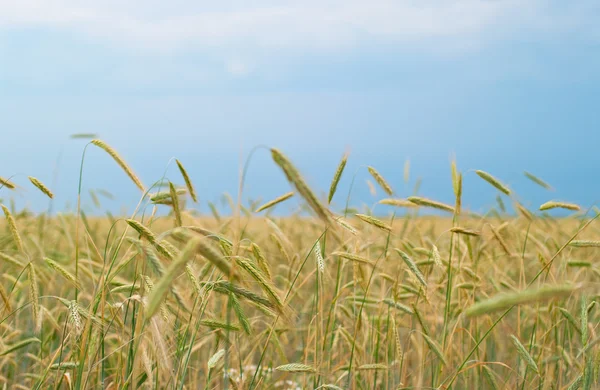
[0,144,597,390]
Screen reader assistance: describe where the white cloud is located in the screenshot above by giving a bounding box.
[1,0,593,53]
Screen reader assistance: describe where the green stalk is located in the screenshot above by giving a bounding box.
[345,212,396,389]
[443,213,599,388]
[248,230,328,390]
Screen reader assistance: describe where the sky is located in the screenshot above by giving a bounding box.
[1,1,600,216]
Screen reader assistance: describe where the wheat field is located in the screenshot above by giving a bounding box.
[0,140,597,390]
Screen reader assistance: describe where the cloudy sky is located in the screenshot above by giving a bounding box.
[1,1,599,214]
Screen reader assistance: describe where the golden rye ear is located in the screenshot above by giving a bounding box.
[91,139,145,192]
[145,236,203,319]
[27,263,40,332]
[475,170,511,196]
[271,148,331,224]
[255,191,294,213]
[328,152,348,204]
[175,159,198,203]
[2,204,23,253]
[28,177,54,199]
[407,196,455,213]
[0,176,16,189]
[368,166,393,196]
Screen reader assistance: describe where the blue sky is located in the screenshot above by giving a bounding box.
[1,1,600,215]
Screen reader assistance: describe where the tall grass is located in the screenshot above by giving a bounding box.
[0,142,597,389]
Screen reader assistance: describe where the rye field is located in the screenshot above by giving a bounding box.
[0,140,597,389]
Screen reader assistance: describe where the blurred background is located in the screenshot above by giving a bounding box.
[1,1,599,214]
